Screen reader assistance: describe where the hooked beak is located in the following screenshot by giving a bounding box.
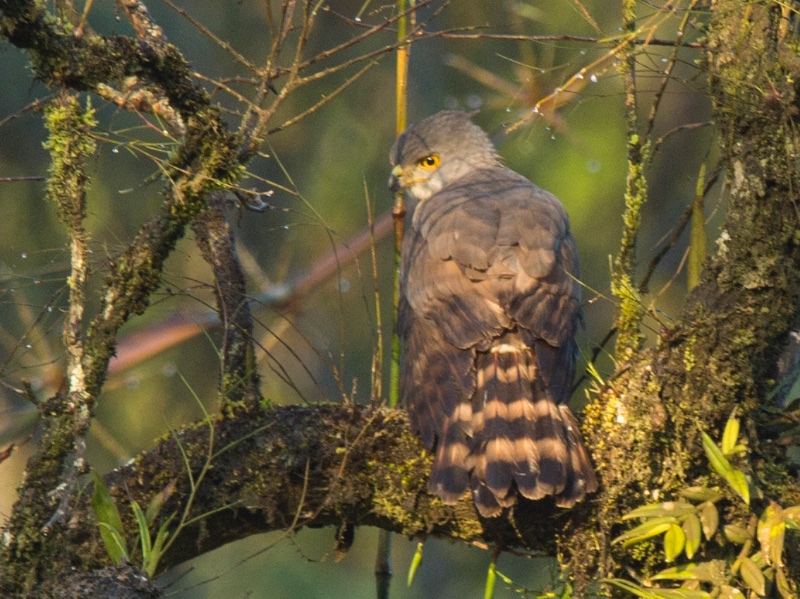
[389,164,404,193]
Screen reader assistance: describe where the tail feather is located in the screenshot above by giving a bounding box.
[428,399,473,501]
[409,326,598,516]
[466,335,595,515]
[478,355,517,498]
[554,405,599,507]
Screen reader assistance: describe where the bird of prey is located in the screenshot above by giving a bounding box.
[389,111,597,517]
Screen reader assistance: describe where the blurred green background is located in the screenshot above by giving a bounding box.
[0,1,717,597]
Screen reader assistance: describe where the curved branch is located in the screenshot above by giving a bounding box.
[44,405,583,583]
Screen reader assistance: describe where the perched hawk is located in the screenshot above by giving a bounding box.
[389,111,597,517]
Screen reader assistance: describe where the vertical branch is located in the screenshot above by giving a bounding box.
[366,186,384,407]
[49,94,95,414]
[379,4,414,596]
[388,0,412,409]
[611,0,647,356]
[0,93,98,595]
[192,197,262,414]
[686,162,707,291]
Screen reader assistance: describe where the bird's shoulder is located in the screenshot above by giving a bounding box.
[409,165,573,275]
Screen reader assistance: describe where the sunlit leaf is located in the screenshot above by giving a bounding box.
[729,470,750,505]
[494,570,513,585]
[702,431,734,479]
[623,502,697,521]
[721,414,740,456]
[739,556,766,596]
[699,501,719,539]
[651,560,725,583]
[483,558,496,599]
[757,502,785,566]
[606,578,661,599]
[748,551,767,569]
[718,586,745,599]
[776,566,796,599]
[783,504,800,524]
[407,542,423,587]
[613,517,677,545]
[650,563,700,581]
[682,513,701,559]
[607,578,710,599]
[664,524,686,563]
[91,471,128,565]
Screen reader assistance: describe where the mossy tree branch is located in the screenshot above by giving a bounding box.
[34,404,582,598]
[573,0,800,589]
[0,1,244,594]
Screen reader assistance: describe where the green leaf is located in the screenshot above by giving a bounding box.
[664,524,686,563]
[687,162,706,291]
[718,586,745,599]
[702,431,734,480]
[724,524,752,545]
[757,502,785,567]
[651,561,725,583]
[739,556,766,596]
[654,592,710,599]
[142,513,175,578]
[607,579,710,599]
[650,563,700,581]
[682,513,701,559]
[700,429,750,505]
[407,542,423,587]
[726,469,750,506]
[748,551,767,569]
[680,487,724,503]
[606,578,662,599]
[96,522,129,566]
[483,558,496,599]
[494,570,513,585]
[91,471,128,565]
[131,500,152,559]
[776,566,796,599]
[613,517,677,546]
[770,525,786,568]
[721,413,740,456]
[698,501,719,540]
[623,502,697,520]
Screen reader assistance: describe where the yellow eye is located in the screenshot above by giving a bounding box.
[417,154,440,170]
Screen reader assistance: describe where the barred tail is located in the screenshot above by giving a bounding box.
[468,341,597,517]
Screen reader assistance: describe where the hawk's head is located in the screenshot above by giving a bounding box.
[389,111,499,202]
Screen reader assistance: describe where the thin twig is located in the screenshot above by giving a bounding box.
[643,0,700,140]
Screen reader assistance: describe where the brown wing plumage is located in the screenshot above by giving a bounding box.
[399,165,597,516]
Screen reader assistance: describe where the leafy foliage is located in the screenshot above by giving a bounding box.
[609,415,799,599]
[91,472,177,577]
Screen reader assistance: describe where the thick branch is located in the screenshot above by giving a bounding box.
[31,405,584,591]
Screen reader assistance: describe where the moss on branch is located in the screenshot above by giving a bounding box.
[14,404,586,598]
